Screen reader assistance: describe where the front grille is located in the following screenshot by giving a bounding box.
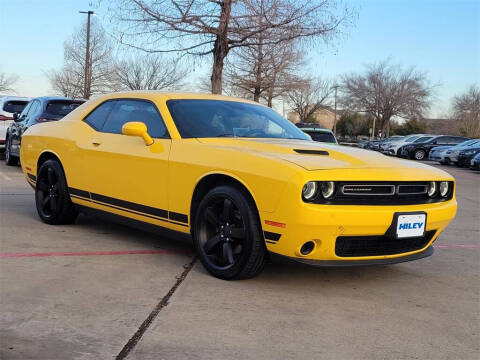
[335,230,436,257]
[307,181,454,205]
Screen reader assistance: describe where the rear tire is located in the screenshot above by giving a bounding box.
[35,159,78,225]
[193,185,266,280]
[5,137,18,166]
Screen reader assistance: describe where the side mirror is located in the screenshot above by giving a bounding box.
[13,112,20,122]
[122,121,154,146]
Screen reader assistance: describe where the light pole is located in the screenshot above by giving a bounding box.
[79,10,94,99]
[332,84,339,136]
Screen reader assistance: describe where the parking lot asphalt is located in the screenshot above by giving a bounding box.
[1,161,479,360]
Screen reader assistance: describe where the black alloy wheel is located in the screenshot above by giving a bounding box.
[35,159,77,225]
[5,137,18,166]
[193,185,266,280]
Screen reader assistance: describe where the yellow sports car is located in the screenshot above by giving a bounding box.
[20,92,457,279]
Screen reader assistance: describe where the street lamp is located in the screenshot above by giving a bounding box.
[79,10,95,99]
[331,84,339,136]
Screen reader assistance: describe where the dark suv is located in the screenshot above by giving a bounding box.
[401,135,470,161]
[5,96,85,165]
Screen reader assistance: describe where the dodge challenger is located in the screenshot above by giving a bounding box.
[19,92,457,279]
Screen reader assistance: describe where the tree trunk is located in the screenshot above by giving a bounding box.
[210,0,232,94]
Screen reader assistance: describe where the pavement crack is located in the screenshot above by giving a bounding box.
[116,257,197,360]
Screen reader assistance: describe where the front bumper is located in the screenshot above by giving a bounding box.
[261,188,457,264]
[283,245,434,267]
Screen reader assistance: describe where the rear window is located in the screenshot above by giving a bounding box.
[305,131,337,143]
[3,100,29,113]
[45,101,83,116]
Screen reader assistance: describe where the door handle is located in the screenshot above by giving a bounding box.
[92,140,102,146]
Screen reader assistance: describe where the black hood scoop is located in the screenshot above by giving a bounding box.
[294,149,329,156]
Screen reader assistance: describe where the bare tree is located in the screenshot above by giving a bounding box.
[341,61,432,138]
[45,67,83,98]
[453,85,480,138]
[0,70,19,93]
[107,0,353,94]
[226,40,303,107]
[48,18,115,98]
[286,78,332,122]
[113,54,188,91]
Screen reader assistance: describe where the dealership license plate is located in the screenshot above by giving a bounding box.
[396,214,426,238]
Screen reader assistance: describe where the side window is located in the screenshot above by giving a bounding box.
[83,101,115,130]
[101,100,168,138]
[27,101,41,122]
[19,102,32,120]
[451,137,466,144]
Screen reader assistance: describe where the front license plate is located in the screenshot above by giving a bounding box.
[396,214,426,238]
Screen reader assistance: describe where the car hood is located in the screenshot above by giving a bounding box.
[196,138,441,172]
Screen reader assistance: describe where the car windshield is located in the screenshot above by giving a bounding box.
[305,131,336,143]
[45,101,83,116]
[413,136,434,143]
[405,136,421,142]
[166,99,310,140]
[456,139,477,148]
[3,100,29,113]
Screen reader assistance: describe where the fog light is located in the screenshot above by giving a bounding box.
[321,181,335,199]
[427,181,436,197]
[302,181,318,200]
[439,181,449,197]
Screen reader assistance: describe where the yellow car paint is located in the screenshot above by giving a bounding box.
[20,91,457,264]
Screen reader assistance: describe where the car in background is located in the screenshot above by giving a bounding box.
[5,96,85,165]
[378,136,404,153]
[0,96,31,155]
[470,152,480,171]
[457,146,480,167]
[386,134,428,156]
[400,135,469,160]
[444,140,480,165]
[301,127,337,144]
[429,139,480,164]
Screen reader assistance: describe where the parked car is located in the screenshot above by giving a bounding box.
[0,96,31,155]
[429,139,480,164]
[386,134,429,156]
[400,135,469,160]
[444,140,480,165]
[378,136,404,153]
[301,127,337,144]
[470,152,480,170]
[457,147,480,167]
[5,96,85,165]
[19,91,457,279]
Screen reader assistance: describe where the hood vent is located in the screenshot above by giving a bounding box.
[294,149,329,156]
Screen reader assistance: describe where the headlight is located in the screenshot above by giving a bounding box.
[321,181,335,199]
[427,181,436,197]
[302,181,318,200]
[439,181,449,197]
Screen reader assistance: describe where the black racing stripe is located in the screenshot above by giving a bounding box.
[264,231,281,242]
[90,192,169,219]
[169,211,188,224]
[27,173,36,182]
[69,187,91,199]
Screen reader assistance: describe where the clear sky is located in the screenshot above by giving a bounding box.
[1,0,479,117]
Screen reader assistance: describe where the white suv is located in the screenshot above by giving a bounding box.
[0,96,31,154]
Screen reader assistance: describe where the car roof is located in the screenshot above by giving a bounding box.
[301,128,334,133]
[30,96,86,102]
[0,95,31,102]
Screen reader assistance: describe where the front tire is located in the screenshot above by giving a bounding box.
[413,149,426,160]
[35,159,78,225]
[193,185,266,280]
[5,137,18,166]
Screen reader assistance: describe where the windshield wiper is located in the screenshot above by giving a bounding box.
[216,133,235,137]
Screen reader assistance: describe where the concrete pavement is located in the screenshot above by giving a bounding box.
[0,161,478,359]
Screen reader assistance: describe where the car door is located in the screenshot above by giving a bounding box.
[10,100,39,156]
[78,99,173,225]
